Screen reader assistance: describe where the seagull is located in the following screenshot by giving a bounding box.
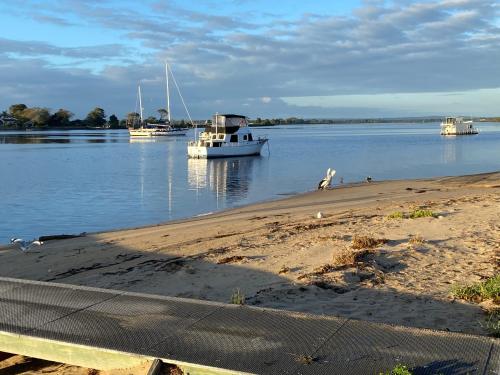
[10,238,43,252]
[366,176,372,183]
[316,211,324,219]
[318,168,336,190]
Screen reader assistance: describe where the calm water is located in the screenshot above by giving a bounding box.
[1,123,499,244]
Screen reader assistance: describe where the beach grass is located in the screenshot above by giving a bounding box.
[230,288,245,305]
[379,364,413,375]
[482,312,500,337]
[387,211,405,219]
[351,235,388,250]
[451,275,500,302]
[409,209,437,219]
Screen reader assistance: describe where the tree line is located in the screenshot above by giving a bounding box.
[0,104,122,129]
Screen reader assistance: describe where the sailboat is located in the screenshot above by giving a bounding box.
[129,63,190,137]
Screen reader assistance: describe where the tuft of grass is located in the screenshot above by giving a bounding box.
[482,311,500,337]
[451,275,500,303]
[278,265,290,274]
[409,209,437,219]
[295,354,317,365]
[217,255,245,264]
[387,211,405,219]
[408,234,425,246]
[352,235,388,250]
[380,364,413,375]
[332,247,373,268]
[229,288,245,305]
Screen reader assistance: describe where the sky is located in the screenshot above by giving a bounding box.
[0,0,499,119]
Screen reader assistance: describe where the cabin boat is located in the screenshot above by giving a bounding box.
[440,117,478,135]
[187,114,268,158]
[129,63,189,137]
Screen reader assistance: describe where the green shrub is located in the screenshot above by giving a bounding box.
[380,364,413,375]
[387,211,404,219]
[409,209,437,219]
[451,275,500,302]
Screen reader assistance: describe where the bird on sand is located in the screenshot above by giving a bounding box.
[318,168,336,190]
[366,176,373,183]
[10,238,43,252]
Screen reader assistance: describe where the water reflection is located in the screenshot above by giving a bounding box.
[441,138,463,164]
[188,157,258,204]
[0,133,117,144]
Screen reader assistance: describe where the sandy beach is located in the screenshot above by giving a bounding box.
[1,172,498,344]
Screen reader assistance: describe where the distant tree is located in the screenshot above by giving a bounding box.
[255,117,262,124]
[144,116,157,124]
[126,112,141,128]
[85,107,106,128]
[21,107,50,127]
[8,104,27,117]
[49,108,73,127]
[158,109,168,122]
[108,114,119,129]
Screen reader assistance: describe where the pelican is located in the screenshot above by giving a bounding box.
[10,238,43,252]
[318,168,336,190]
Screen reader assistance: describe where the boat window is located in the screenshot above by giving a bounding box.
[242,135,247,141]
[230,134,238,142]
[219,134,225,140]
[248,134,253,141]
[212,134,217,139]
[212,142,221,147]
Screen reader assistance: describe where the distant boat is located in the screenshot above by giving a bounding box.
[188,114,268,158]
[129,63,189,137]
[440,117,478,136]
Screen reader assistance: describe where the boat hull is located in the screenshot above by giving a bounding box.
[188,141,266,158]
[129,129,188,137]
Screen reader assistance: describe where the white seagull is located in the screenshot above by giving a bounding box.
[10,238,43,252]
[318,168,336,190]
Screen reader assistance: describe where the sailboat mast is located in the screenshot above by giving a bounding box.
[166,63,171,123]
[138,85,144,124]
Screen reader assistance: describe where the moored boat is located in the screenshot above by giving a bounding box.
[187,114,268,159]
[440,117,478,135]
[129,63,190,137]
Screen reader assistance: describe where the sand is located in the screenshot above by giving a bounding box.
[0,172,498,347]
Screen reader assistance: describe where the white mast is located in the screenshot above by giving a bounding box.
[165,63,171,123]
[138,85,144,124]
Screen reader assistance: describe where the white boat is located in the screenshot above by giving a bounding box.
[440,117,478,135]
[187,114,268,158]
[129,63,190,137]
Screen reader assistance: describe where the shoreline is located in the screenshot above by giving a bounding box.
[1,171,498,337]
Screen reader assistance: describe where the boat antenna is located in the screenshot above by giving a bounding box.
[165,62,171,123]
[138,84,144,125]
[168,64,195,126]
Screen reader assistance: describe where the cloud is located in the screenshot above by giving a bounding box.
[0,0,499,118]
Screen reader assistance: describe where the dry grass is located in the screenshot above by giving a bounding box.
[351,235,388,250]
[408,234,425,246]
[295,354,317,365]
[278,265,290,274]
[332,247,373,268]
[217,255,245,264]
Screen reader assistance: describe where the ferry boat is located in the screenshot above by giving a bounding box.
[187,114,268,158]
[129,63,189,137]
[440,117,478,135]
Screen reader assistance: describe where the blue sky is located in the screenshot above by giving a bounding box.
[0,0,499,119]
